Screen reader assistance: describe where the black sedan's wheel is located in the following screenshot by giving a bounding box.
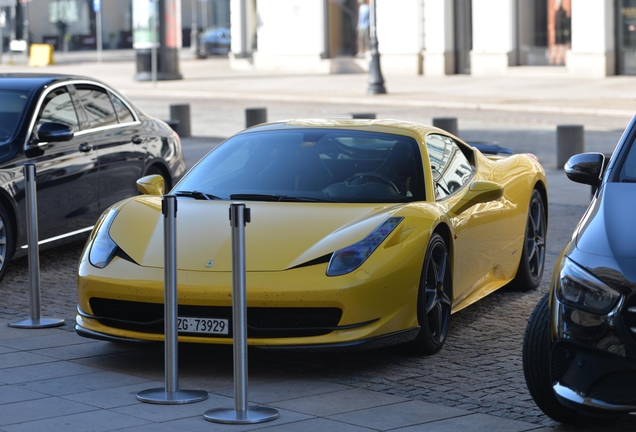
[0,204,14,283]
[511,189,546,291]
[408,233,452,355]
[523,293,592,425]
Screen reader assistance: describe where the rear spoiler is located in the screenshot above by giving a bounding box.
[469,142,513,155]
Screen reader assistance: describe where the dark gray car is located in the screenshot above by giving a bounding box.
[523,114,636,424]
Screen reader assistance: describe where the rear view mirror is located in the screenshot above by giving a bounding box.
[564,152,605,186]
[35,122,74,143]
[137,174,165,196]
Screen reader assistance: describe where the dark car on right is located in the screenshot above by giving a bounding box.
[523,115,636,424]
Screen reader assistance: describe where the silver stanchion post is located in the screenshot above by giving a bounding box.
[137,195,208,404]
[204,203,279,424]
[9,164,64,329]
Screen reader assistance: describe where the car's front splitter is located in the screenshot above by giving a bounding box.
[75,320,420,352]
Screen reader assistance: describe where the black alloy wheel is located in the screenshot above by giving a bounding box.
[511,189,546,291]
[408,232,452,355]
[0,204,14,283]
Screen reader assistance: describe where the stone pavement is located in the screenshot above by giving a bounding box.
[2,50,636,431]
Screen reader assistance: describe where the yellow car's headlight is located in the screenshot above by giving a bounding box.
[89,209,119,269]
[326,217,403,276]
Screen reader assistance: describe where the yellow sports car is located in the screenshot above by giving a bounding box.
[76,119,547,354]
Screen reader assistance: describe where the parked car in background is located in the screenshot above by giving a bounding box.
[197,26,231,58]
[523,114,636,424]
[76,119,547,355]
[0,73,186,283]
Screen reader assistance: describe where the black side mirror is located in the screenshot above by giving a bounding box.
[34,122,74,143]
[564,152,605,186]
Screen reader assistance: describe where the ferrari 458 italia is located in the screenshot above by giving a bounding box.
[77,119,547,354]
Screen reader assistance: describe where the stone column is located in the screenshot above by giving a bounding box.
[422,0,454,76]
[470,0,515,76]
[566,0,615,77]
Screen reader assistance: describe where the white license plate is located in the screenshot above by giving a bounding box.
[177,317,229,335]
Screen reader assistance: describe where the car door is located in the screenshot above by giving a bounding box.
[72,83,145,212]
[20,83,100,245]
[426,133,507,300]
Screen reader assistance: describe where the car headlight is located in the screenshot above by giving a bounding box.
[89,209,119,269]
[557,258,620,315]
[326,217,403,277]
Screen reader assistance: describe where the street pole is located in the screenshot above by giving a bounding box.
[367,0,386,95]
[190,0,198,56]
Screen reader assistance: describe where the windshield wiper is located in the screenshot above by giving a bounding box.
[229,194,334,202]
[174,191,222,200]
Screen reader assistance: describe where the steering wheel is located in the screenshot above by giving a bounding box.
[344,172,400,195]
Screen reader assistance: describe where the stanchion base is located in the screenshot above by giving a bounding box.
[136,388,208,405]
[204,406,279,424]
[8,318,65,329]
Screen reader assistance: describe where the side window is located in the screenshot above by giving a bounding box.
[37,87,79,133]
[110,93,135,124]
[426,134,474,200]
[75,85,118,129]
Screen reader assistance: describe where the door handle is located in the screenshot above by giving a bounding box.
[132,135,143,144]
[78,142,93,153]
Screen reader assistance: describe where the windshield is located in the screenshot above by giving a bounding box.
[176,128,425,203]
[0,89,29,142]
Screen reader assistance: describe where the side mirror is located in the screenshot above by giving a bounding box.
[450,181,504,216]
[564,152,605,186]
[136,174,165,196]
[34,122,74,143]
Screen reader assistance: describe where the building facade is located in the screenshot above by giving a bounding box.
[0,0,229,53]
[2,0,636,77]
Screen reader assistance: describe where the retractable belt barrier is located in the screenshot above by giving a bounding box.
[204,203,279,424]
[137,194,208,404]
[9,163,64,329]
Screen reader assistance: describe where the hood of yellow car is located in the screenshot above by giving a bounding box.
[109,197,403,272]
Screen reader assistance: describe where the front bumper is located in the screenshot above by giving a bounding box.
[76,252,422,349]
[551,291,636,415]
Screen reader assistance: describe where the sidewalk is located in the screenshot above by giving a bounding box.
[0,49,621,431]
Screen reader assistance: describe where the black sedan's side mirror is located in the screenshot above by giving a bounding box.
[34,122,74,143]
[564,152,605,186]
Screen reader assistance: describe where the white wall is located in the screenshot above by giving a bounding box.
[256,0,323,56]
[376,0,420,54]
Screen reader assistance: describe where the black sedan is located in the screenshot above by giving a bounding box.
[523,114,636,424]
[0,73,186,282]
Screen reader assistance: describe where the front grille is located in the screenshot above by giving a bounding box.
[551,343,575,383]
[89,298,342,338]
[623,295,636,344]
[588,373,636,406]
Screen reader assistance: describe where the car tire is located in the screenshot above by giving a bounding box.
[522,293,597,425]
[0,203,15,283]
[407,233,452,355]
[510,189,546,291]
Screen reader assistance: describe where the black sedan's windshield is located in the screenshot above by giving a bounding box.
[0,90,29,141]
[176,128,425,203]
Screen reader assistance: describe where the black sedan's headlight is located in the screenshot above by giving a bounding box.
[557,257,620,315]
[89,209,119,269]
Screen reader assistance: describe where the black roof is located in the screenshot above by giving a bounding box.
[0,73,88,92]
